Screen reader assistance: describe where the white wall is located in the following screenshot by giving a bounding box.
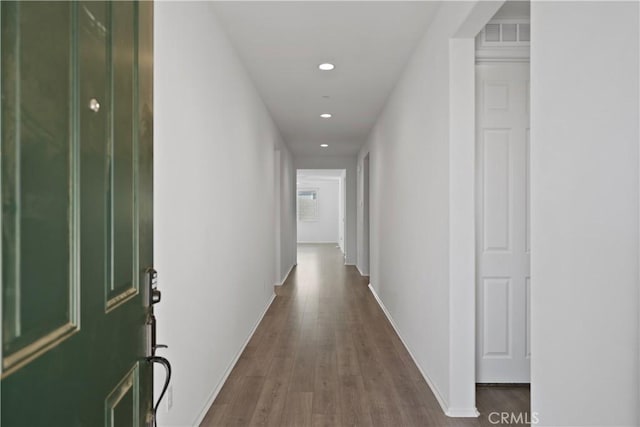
[531,2,639,426]
[154,2,295,425]
[278,148,297,284]
[297,179,340,243]
[295,156,357,265]
[357,11,453,406]
[357,1,502,417]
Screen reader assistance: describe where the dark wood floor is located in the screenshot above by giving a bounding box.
[201,244,530,426]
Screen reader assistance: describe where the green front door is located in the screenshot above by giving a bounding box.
[1,2,154,426]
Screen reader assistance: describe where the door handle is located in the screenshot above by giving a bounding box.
[144,267,171,427]
[147,314,168,356]
[147,355,171,427]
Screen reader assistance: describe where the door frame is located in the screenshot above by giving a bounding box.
[295,168,345,250]
[360,153,370,276]
[274,148,282,285]
[338,170,346,256]
[447,0,512,416]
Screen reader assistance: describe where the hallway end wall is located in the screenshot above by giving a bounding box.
[297,179,340,244]
[295,156,357,265]
[154,2,295,426]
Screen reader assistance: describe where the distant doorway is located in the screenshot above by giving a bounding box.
[296,169,346,256]
[361,153,370,276]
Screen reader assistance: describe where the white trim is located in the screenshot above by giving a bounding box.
[476,19,530,63]
[275,263,296,287]
[367,284,480,418]
[447,407,482,418]
[476,55,529,64]
[449,37,480,417]
[355,264,369,277]
[296,241,338,244]
[192,292,277,427]
[449,1,507,415]
[475,47,529,63]
[477,19,530,49]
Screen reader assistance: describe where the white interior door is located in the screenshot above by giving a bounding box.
[476,62,530,383]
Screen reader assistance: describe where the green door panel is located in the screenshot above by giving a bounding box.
[1,2,154,426]
[110,0,137,306]
[1,0,77,365]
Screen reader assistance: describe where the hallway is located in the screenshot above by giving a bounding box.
[200,244,529,426]
[0,1,637,425]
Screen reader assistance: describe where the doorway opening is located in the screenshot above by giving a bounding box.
[474,0,531,407]
[360,153,371,277]
[296,169,346,259]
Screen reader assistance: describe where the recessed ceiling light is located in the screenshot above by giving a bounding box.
[320,144,329,148]
[320,113,332,118]
[318,63,335,71]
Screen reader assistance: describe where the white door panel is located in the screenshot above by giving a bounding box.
[476,62,530,383]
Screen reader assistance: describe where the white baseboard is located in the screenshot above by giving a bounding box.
[297,241,339,244]
[447,407,481,417]
[367,284,478,418]
[355,264,369,277]
[275,263,296,287]
[192,292,277,426]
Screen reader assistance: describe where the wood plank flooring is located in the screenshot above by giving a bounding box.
[201,244,530,426]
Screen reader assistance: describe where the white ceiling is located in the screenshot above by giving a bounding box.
[212,1,441,156]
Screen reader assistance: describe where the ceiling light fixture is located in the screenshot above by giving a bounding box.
[318,63,335,71]
[320,113,332,118]
[321,144,329,148]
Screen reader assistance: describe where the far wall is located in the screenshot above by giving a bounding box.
[297,180,340,243]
